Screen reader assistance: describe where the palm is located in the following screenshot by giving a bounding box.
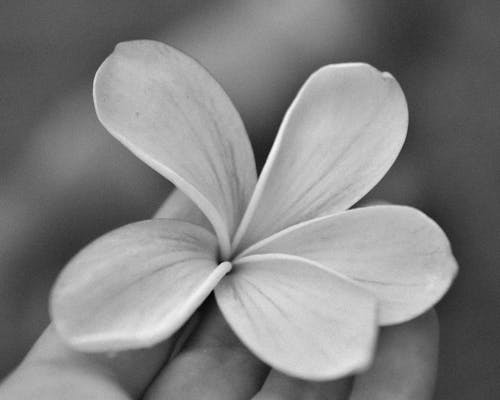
[0,302,438,400]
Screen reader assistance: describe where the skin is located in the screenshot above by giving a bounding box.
[0,298,438,400]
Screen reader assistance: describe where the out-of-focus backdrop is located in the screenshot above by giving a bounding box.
[1,1,499,398]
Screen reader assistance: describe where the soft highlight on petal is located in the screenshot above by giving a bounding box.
[50,220,229,351]
[215,254,377,380]
[94,40,257,258]
[233,63,408,251]
[238,205,458,325]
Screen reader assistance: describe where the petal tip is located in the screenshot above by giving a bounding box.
[310,62,392,81]
[377,207,459,326]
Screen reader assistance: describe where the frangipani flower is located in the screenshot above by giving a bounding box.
[50,40,457,380]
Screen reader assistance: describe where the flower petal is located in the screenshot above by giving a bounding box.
[237,206,458,325]
[154,188,212,231]
[50,219,230,351]
[94,40,257,257]
[215,254,377,380]
[233,63,408,251]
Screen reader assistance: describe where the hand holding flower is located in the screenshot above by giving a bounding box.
[0,39,457,399]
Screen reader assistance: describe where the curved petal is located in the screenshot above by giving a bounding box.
[50,219,230,351]
[154,188,212,231]
[237,206,458,325]
[215,254,377,380]
[233,63,408,251]
[94,40,257,257]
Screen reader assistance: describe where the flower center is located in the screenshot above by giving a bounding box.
[217,247,239,275]
[218,260,233,276]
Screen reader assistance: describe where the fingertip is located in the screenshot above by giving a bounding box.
[144,298,269,400]
[350,309,439,400]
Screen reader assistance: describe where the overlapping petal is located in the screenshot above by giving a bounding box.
[94,40,257,257]
[233,63,408,252]
[214,254,377,380]
[50,219,229,351]
[155,188,212,231]
[237,205,458,325]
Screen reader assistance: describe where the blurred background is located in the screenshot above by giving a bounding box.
[1,1,499,398]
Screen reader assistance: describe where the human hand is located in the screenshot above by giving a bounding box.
[0,299,438,400]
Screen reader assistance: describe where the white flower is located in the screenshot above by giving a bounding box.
[50,40,457,380]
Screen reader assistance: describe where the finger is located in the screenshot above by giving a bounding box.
[252,369,352,400]
[144,297,269,400]
[350,309,439,400]
[0,324,177,400]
